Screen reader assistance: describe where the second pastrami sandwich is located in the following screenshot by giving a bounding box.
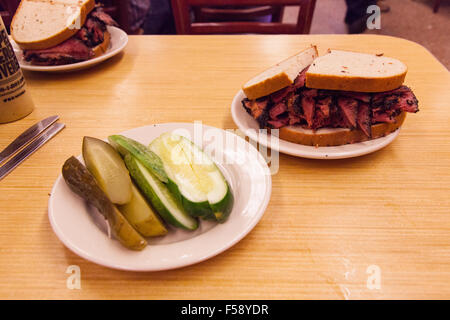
[242,46,419,147]
[11,0,117,66]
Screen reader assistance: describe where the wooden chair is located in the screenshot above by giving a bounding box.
[171,0,317,34]
[193,6,284,23]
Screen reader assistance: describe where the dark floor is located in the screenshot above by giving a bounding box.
[285,0,450,69]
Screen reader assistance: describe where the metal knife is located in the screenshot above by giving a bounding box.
[0,123,65,181]
[0,115,60,166]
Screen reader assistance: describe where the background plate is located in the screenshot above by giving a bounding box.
[11,26,128,72]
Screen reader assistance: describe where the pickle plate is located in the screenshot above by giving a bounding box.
[48,123,272,271]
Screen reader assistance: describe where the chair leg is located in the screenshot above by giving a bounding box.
[434,0,441,13]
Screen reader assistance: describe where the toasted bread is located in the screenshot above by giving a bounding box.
[277,111,406,147]
[306,50,407,92]
[11,0,95,50]
[242,45,318,100]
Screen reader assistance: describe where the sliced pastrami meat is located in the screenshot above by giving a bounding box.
[242,98,270,127]
[269,103,288,119]
[288,114,302,125]
[316,96,332,118]
[301,89,317,128]
[372,112,395,123]
[313,96,333,129]
[76,28,90,43]
[357,103,372,137]
[383,95,399,109]
[268,116,290,129]
[286,94,298,114]
[287,93,305,119]
[341,91,371,103]
[373,85,411,99]
[372,86,417,105]
[337,97,358,128]
[372,86,419,121]
[85,18,105,44]
[329,103,348,128]
[286,94,302,125]
[271,86,294,104]
[91,7,119,26]
[24,38,92,63]
[397,90,419,113]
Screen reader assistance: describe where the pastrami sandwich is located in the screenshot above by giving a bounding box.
[241,46,419,146]
[11,0,117,66]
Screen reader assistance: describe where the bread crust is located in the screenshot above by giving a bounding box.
[243,74,293,100]
[242,45,319,100]
[11,0,96,50]
[91,30,110,58]
[277,111,406,146]
[306,71,407,93]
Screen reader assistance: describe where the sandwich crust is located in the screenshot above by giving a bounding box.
[243,74,293,101]
[277,111,406,147]
[306,72,407,93]
[305,49,407,92]
[242,45,318,100]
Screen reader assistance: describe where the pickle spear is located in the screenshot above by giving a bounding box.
[124,154,198,230]
[118,182,168,237]
[62,156,147,251]
[149,132,233,223]
[108,135,168,183]
[83,136,132,205]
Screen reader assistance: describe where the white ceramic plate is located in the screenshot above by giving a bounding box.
[231,89,401,159]
[48,123,272,271]
[11,26,128,72]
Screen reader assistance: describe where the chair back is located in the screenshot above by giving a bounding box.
[171,0,316,34]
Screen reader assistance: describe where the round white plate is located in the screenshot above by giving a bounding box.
[231,89,401,159]
[48,123,272,271]
[11,26,128,72]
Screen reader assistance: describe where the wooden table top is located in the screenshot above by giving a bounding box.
[0,35,449,300]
